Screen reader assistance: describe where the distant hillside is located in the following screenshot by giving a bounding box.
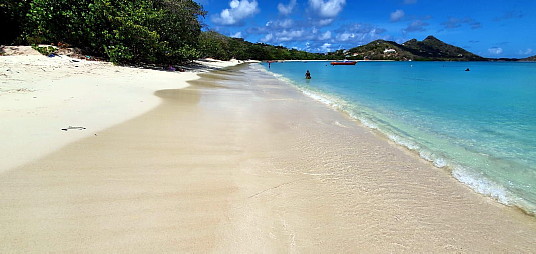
[198,31,335,61]
[345,39,413,60]
[346,36,486,61]
[520,55,536,61]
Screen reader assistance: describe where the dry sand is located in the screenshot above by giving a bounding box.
[1,56,536,252]
[0,50,239,172]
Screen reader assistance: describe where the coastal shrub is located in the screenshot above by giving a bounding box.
[0,0,32,44]
[198,30,339,61]
[23,0,205,65]
[31,44,57,55]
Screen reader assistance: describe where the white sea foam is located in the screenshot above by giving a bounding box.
[301,90,340,109]
[356,116,378,130]
[433,157,448,168]
[452,166,511,205]
[387,133,420,151]
[452,165,536,215]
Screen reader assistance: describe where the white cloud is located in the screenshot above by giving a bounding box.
[261,29,307,43]
[266,19,294,29]
[278,0,297,15]
[518,48,533,55]
[212,0,260,25]
[316,19,334,26]
[488,47,503,55]
[276,30,305,42]
[230,32,243,38]
[390,9,405,22]
[261,33,274,42]
[335,29,383,42]
[441,17,481,30]
[334,23,387,44]
[308,0,346,18]
[319,31,332,40]
[336,32,354,41]
[259,26,334,44]
[320,43,332,52]
[403,20,429,33]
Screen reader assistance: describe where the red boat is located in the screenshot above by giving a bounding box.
[331,61,357,65]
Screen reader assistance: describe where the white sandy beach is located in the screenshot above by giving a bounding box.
[0,47,239,172]
[1,49,536,252]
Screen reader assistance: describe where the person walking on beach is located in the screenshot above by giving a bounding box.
[305,70,311,79]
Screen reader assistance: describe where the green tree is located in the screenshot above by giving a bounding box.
[24,0,205,64]
[198,31,232,60]
[0,0,32,44]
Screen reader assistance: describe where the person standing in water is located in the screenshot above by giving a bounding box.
[305,70,311,79]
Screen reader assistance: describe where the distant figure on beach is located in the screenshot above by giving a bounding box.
[268,62,271,68]
[305,70,311,79]
[465,68,470,71]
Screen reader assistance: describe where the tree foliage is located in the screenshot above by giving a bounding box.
[198,31,335,61]
[0,0,32,44]
[13,0,205,64]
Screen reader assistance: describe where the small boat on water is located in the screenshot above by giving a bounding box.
[331,61,357,65]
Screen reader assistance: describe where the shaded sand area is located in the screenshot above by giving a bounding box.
[1,63,536,252]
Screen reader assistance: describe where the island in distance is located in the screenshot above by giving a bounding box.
[327,35,535,62]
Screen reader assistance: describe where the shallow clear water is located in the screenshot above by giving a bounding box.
[261,61,536,214]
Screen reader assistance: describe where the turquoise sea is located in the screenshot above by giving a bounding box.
[260,61,536,215]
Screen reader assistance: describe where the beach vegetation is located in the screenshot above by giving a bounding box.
[198,31,234,60]
[0,0,32,45]
[31,44,57,56]
[15,0,205,65]
[198,31,337,61]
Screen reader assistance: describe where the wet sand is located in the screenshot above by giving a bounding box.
[1,64,535,252]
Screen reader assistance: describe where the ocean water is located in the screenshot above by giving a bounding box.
[260,61,536,215]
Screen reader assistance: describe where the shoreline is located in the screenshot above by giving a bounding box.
[1,61,536,252]
[255,62,536,215]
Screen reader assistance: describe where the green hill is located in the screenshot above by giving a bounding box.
[520,55,536,61]
[346,39,413,60]
[347,35,485,61]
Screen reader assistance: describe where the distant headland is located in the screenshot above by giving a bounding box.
[340,35,485,61]
[334,36,535,62]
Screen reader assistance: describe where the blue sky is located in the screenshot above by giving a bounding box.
[194,0,535,58]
